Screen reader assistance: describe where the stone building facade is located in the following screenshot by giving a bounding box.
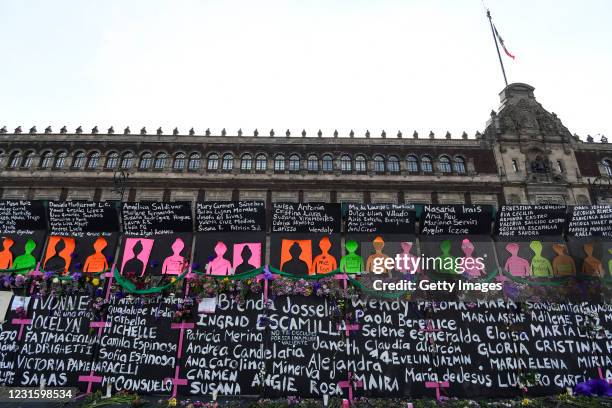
[1,83,611,207]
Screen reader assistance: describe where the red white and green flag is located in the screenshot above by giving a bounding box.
[493,24,516,59]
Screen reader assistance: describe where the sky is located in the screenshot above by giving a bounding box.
[1,0,610,141]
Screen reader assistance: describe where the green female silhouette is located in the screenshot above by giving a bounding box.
[436,240,457,274]
[339,240,364,274]
[529,240,552,277]
[12,239,37,274]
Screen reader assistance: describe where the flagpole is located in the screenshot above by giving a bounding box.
[486,9,508,87]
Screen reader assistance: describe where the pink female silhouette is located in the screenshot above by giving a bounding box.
[461,239,484,278]
[206,241,233,275]
[504,243,531,277]
[162,238,187,275]
[397,242,420,275]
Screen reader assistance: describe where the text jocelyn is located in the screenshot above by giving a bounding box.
[372,279,502,293]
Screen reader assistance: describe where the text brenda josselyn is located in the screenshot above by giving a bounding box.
[371,253,503,293]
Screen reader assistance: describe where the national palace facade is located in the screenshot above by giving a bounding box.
[1,83,611,207]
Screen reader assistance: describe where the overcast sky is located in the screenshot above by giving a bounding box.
[1,0,610,140]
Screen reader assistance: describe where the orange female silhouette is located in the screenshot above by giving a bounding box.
[83,237,109,273]
[43,236,76,274]
[312,236,337,274]
[0,237,15,269]
[366,236,392,274]
[551,243,576,276]
[582,242,604,277]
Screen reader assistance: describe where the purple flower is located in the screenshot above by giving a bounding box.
[14,274,26,287]
[191,263,200,270]
[95,288,104,297]
[72,272,83,281]
[44,271,54,280]
[574,379,612,396]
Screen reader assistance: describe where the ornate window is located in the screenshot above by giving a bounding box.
[188,153,201,171]
[255,154,267,171]
[406,155,418,172]
[72,151,86,169]
[241,154,253,171]
[139,153,152,169]
[421,156,433,173]
[105,152,119,169]
[153,152,167,170]
[40,151,54,169]
[8,152,22,168]
[222,153,234,170]
[388,155,400,173]
[454,156,466,174]
[340,155,352,172]
[173,153,186,170]
[54,151,67,169]
[322,154,333,172]
[207,153,219,170]
[289,154,300,171]
[439,156,452,173]
[603,159,612,176]
[274,154,285,171]
[120,152,134,169]
[373,155,385,172]
[22,151,35,168]
[355,155,367,172]
[87,152,100,169]
[307,155,319,171]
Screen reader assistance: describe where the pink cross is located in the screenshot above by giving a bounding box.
[28,263,43,294]
[338,372,363,403]
[11,318,32,341]
[425,381,449,400]
[598,367,612,384]
[171,322,194,359]
[337,321,360,337]
[104,263,116,301]
[419,319,440,344]
[256,266,278,303]
[78,370,103,394]
[90,321,111,337]
[334,273,349,290]
[164,366,188,397]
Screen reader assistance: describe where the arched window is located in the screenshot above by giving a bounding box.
[207,153,219,170]
[105,152,119,169]
[120,152,134,169]
[222,153,234,170]
[87,152,100,169]
[454,156,466,174]
[8,152,22,168]
[388,155,400,172]
[289,154,300,171]
[373,155,385,172]
[54,151,67,169]
[406,155,418,172]
[307,155,319,171]
[274,154,285,171]
[22,151,35,168]
[72,151,85,169]
[173,153,186,170]
[355,155,367,172]
[139,153,152,169]
[340,155,352,172]
[241,154,253,171]
[40,151,54,169]
[322,154,333,172]
[153,152,167,170]
[421,156,433,173]
[188,153,201,171]
[255,154,267,171]
[439,156,452,173]
[603,159,612,176]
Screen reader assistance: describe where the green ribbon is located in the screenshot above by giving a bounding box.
[113,268,189,294]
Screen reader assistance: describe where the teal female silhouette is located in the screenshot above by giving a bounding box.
[436,240,457,274]
[339,240,364,273]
